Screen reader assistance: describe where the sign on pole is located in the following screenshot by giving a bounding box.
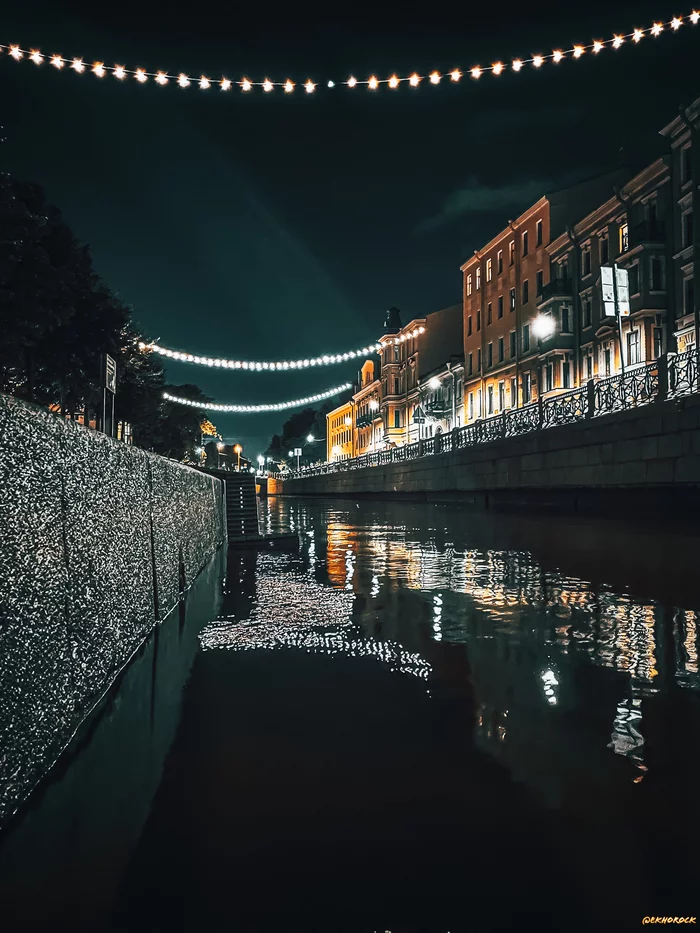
[105,354,117,393]
[601,266,630,317]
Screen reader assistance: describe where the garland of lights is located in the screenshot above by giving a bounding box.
[2,13,697,95]
[163,383,351,413]
[139,337,405,370]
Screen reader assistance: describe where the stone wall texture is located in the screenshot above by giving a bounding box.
[0,393,225,823]
[275,394,700,500]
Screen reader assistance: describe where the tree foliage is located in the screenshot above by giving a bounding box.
[0,173,206,461]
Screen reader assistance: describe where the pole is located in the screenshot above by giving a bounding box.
[111,393,115,438]
[237,450,241,471]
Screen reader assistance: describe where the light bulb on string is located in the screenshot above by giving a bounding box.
[592,40,604,53]
[368,75,379,89]
[409,73,421,86]
[284,79,294,93]
[221,77,232,90]
[470,66,482,79]
[672,17,683,29]
[388,74,400,88]
[93,61,106,77]
[29,50,42,65]
[612,35,624,48]
[144,338,383,371]
[532,55,544,67]
[492,61,504,75]
[552,50,564,62]
[71,58,85,73]
[651,22,664,35]
[450,69,461,81]
[162,382,353,414]
[156,71,168,85]
[429,71,441,84]
[51,54,64,69]
[633,28,644,41]
[114,65,126,79]
[136,68,148,83]
[263,78,273,92]
[241,78,252,91]
[178,73,190,87]
[199,76,211,89]
[691,11,700,24]
[304,79,315,93]
[512,59,523,71]
[9,45,23,60]
[573,45,584,58]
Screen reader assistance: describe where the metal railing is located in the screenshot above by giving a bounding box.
[286,350,699,480]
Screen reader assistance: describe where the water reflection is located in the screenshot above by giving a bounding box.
[261,496,700,792]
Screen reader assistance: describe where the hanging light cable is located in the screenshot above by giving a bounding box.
[163,382,352,413]
[138,338,393,370]
[2,11,697,96]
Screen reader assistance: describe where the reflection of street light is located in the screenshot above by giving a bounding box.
[233,443,243,471]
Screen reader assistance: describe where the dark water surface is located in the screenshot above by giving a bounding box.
[2,498,700,933]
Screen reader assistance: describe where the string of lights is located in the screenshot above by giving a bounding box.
[1,12,697,96]
[139,338,397,370]
[162,383,351,413]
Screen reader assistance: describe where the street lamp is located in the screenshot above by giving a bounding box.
[532,314,556,340]
[306,434,315,443]
[233,443,243,471]
[257,454,265,471]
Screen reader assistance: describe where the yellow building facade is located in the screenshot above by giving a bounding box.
[353,360,382,455]
[326,400,354,462]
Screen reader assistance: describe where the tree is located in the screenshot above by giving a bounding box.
[150,384,212,460]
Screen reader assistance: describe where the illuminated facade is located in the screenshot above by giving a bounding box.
[352,360,382,455]
[378,307,426,446]
[326,399,354,461]
[417,359,464,435]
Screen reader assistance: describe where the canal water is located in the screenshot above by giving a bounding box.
[1,498,699,932]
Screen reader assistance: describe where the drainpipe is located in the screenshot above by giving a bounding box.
[474,249,485,417]
[566,225,583,386]
[510,221,521,407]
[446,360,457,429]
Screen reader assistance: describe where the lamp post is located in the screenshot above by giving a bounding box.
[233,443,242,471]
[256,454,265,474]
[216,440,224,469]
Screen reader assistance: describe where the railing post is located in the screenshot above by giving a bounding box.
[418,438,423,458]
[537,394,544,429]
[586,379,595,419]
[656,352,668,403]
[501,410,507,438]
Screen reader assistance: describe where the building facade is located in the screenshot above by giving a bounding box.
[544,158,671,387]
[326,400,354,462]
[377,307,426,447]
[353,360,382,455]
[660,100,699,355]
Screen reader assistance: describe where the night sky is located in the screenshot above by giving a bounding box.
[2,0,698,454]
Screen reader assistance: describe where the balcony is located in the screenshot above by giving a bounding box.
[537,277,573,305]
[356,412,375,428]
[628,220,665,249]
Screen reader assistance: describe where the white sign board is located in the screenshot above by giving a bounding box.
[601,266,630,318]
[105,354,117,393]
[293,448,302,456]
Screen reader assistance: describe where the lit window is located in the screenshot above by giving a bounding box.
[522,230,529,256]
[486,258,492,282]
[487,385,494,414]
[536,219,543,247]
[467,274,473,296]
[627,330,640,365]
[497,250,503,274]
[510,376,517,407]
[509,240,515,266]
[476,267,481,290]
[510,287,516,312]
[619,222,629,253]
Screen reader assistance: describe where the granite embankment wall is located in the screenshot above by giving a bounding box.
[272,394,700,506]
[0,393,225,824]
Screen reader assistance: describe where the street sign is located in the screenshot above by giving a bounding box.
[105,354,117,393]
[601,266,630,317]
[293,448,302,456]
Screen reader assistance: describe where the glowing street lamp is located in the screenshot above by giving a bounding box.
[429,375,441,390]
[532,314,556,340]
[306,434,315,443]
[233,443,243,471]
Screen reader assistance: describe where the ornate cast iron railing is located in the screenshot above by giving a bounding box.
[285,350,700,480]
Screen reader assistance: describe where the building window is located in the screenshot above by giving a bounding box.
[600,235,609,264]
[650,256,665,291]
[393,377,399,394]
[619,222,629,254]
[683,211,694,248]
[509,330,516,358]
[562,358,571,388]
[582,296,591,328]
[509,240,515,266]
[653,326,663,359]
[536,219,543,247]
[487,302,493,325]
[476,267,481,290]
[522,372,531,403]
[545,361,553,392]
[510,376,517,407]
[394,409,401,429]
[627,330,641,365]
[498,296,504,318]
[468,392,474,420]
[498,336,504,363]
[487,343,493,368]
[477,309,481,331]
[467,274,473,296]
[497,249,503,274]
[522,323,530,353]
[561,306,571,333]
[487,385,494,415]
[684,277,695,317]
[477,387,482,417]
[604,347,612,377]
[536,270,543,295]
[498,381,505,412]
[522,279,529,305]
[522,230,529,256]
[477,348,482,371]
[468,352,473,376]
[467,315,472,336]
[681,145,692,184]
[510,287,516,312]
[629,263,640,295]
[582,245,592,276]
[586,353,593,379]
[486,258,492,282]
